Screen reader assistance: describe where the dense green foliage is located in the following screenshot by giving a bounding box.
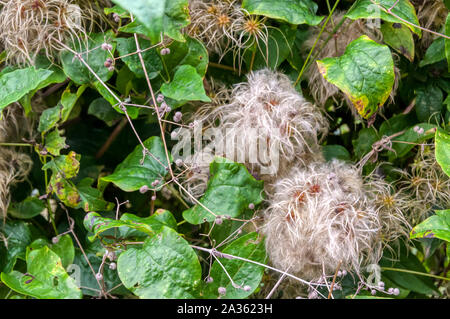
[0,0,449,299]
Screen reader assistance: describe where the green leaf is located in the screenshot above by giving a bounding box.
[415,84,443,124]
[91,81,139,119]
[353,127,379,159]
[346,0,421,36]
[0,221,41,273]
[83,210,176,241]
[116,37,163,79]
[203,232,266,299]
[165,36,209,77]
[60,32,116,85]
[44,129,68,156]
[44,153,113,211]
[410,210,450,242]
[104,5,129,17]
[379,113,414,137]
[119,209,177,238]
[8,197,46,220]
[420,38,445,67]
[161,65,210,102]
[43,151,81,179]
[101,136,172,192]
[317,35,395,119]
[72,249,129,296]
[111,0,190,43]
[117,226,202,298]
[389,123,437,158]
[242,0,323,26]
[435,128,450,177]
[87,98,122,127]
[380,244,439,295]
[1,247,82,299]
[380,22,414,61]
[28,235,75,269]
[0,68,53,112]
[183,158,265,225]
[19,57,67,115]
[38,85,87,133]
[322,145,351,162]
[76,178,115,212]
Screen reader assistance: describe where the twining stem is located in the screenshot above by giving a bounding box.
[130,15,174,179]
[191,244,328,299]
[294,0,341,87]
[0,142,32,147]
[165,184,190,209]
[249,46,257,72]
[328,260,342,299]
[381,267,450,281]
[209,62,238,73]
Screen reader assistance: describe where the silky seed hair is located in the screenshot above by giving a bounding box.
[0,0,103,65]
[0,104,34,219]
[363,172,412,245]
[210,68,328,171]
[187,0,244,57]
[413,0,448,50]
[186,0,271,72]
[303,11,400,112]
[181,69,328,199]
[262,160,383,281]
[395,145,450,226]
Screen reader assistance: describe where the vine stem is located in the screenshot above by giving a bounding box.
[294,0,340,87]
[209,62,238,73]
[368,0,450,40]
[190,244,328,299]
[0,142,32,147]
[130,15,174,179]
[381,267,450,281]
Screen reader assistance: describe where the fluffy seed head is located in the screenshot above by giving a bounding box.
[186,0,270,71]
[262,160,383,280]
[0,0,98,65]
[180,69,327,200]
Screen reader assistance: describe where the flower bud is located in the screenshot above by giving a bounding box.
[161,48,171,55]
[140,185,150,194]
[175,159,183,167]
[215,216,223,225]
[218,287,226,295]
